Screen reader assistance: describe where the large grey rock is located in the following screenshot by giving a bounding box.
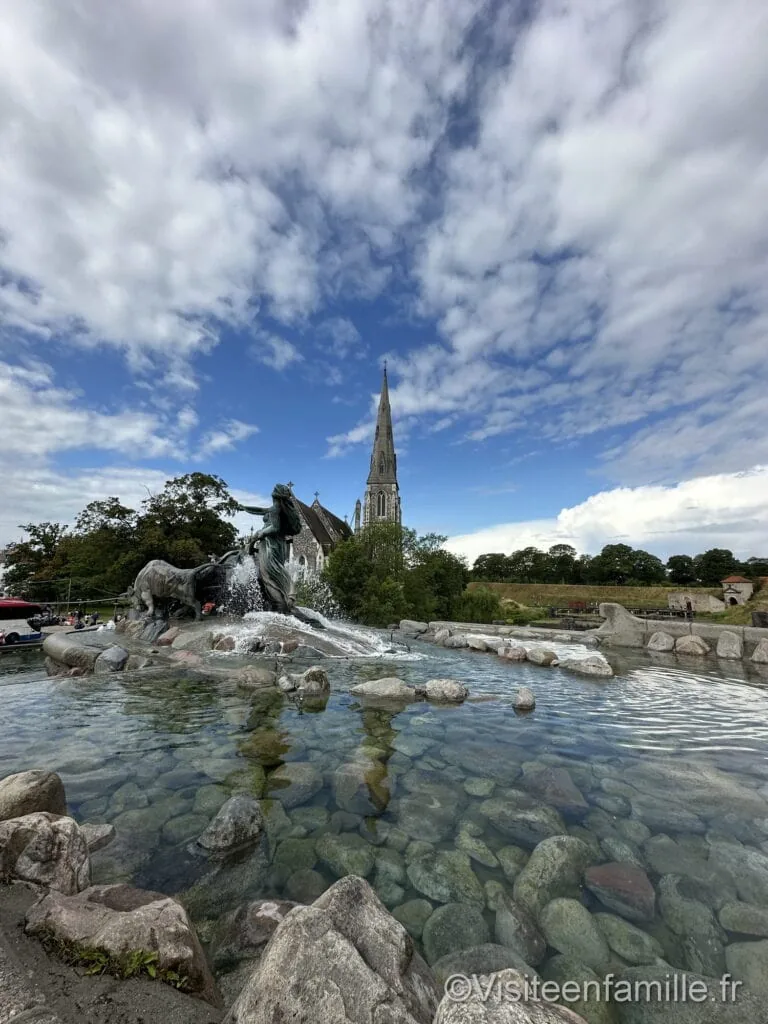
[422,679,469,703]
[498,845,530,884]
[397,791,458,843]
[501,645,528,662]
[675,635,710,656]
[494,893,546,965]
[719,901,768,936]
[541,955,617,1024]
[442,635,469,649]
[94,645,130,674]
[350,678,417,701]
[0,770,66,820]
[467,637,490,651]
[514,687,536,710]
[225,875,440,1023]
[265,762,323,809]
[392,899,434,940]
[333,760,395,816]
[295,665,331,694]
[622,760,768,822]
[540,898,611,973]
[513,835,593,918]
[0,812,89,894]
[658,875,726,976]
[751,639,768,664]
[236,666,278,691]
[558,655,614,678]
[716,632,743,660]
[209,897,300,968]
[25,883,220,1006]
[433,967,588,1023]
[708,841,768,905]
[725,940,768,995]
[480,794,567,849]
[80,822,115,853]
[647,631,675,652]
[285,868,327,903]
[316,833,376,878]
[430,948,538,989]
[400,620,429,635]
[521,766,588,815]
[526,649,559,667]
[456,827,499,868]
[643,835,733,906]
[614,965,763,1022]
[594,913,663,965]
[422,902,490,964]
[406,849,484,907]
[584,863,656,923]
[197,794,265,853]
[171,629,214,652]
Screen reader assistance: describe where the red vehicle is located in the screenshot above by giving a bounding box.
[0,599,44,646]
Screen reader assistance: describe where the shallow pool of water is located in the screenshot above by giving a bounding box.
[3,636,768,996]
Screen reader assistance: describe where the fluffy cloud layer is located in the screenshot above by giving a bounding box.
[1,0,767,523]
[445,466,768,565]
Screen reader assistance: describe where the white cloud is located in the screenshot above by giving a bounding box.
[249,333,303,372]
[0,0,475,380]
[196,419,259,459]
[317,317,364,360]
[2,0,767,490]
[445,465,768,565]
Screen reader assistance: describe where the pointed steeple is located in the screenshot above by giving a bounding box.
[367,363,397,485]
[361,362,401,529]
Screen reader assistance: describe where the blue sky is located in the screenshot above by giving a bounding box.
[1,0,767,564]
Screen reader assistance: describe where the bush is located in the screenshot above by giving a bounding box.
[454,587,503,623]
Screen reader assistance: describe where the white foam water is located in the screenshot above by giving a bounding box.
[229,610,425,659]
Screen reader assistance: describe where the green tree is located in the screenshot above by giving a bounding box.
[630,549,666,584]
[546,544,578,583]
[693,548,740,586]
[2,522,69,599]
[471,553,510,581]
[586,544,636,585]
[666,554,698,585]
[135,473,239,567]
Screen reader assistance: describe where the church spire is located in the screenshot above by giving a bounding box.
[361,364,401,527]
[367,364,397,485]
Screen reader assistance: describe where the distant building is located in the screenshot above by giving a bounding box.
[288,494,352,573]
[668,591,725,613]
[355,365,401,532]
[721,575,754,606]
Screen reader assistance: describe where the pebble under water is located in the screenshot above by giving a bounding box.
[3,634,768,1008]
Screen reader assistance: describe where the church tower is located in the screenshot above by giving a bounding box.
[360,365,401,530]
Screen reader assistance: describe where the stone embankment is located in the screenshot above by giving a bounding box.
[397,620,615,681]
[397,608,768,667]
[587,603,768,664]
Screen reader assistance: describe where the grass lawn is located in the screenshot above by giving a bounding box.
[468,581,722,610]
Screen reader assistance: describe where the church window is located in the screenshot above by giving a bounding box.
[377,491,386,517]
[378,452,386,474]
[298,555,306,568]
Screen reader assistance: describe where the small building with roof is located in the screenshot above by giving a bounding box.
[721,575,754,606]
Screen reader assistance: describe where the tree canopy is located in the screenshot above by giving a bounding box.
[323,522,487,627]
[2,473,239,602]
[470,543,766,588]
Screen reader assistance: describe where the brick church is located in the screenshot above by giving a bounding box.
[287,366,401,572]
